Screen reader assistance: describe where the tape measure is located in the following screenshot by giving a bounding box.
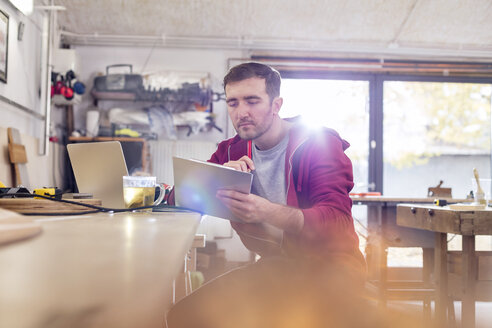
[434,199,448,206]
[33,188,62,200]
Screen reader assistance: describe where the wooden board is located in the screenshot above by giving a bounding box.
[397,205,462,234]
[0,208,42,245]
[448,203,486,210]
[7,127,29,187]
[7,143,27,163]
[0,198,102,214]
[397,204,492,235]
[350,196,470,204]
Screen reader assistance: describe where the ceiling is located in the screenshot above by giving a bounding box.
[34,0,492,61]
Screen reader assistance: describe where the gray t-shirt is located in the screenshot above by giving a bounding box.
[251,134,289,205]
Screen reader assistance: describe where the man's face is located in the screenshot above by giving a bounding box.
[225,77,280,141]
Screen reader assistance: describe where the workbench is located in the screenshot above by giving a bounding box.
[351,196,468,305]
[0,210,201,328]
[397,204,492,328]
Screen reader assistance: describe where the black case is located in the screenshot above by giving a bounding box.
[93,64,143,92]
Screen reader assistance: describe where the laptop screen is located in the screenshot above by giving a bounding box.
[67,141,128,208]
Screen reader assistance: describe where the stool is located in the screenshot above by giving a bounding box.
[173,234,206,303]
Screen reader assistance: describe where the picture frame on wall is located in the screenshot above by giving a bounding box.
[0,10,8,83]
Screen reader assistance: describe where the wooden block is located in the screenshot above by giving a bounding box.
[8,143,27,164]
[192,234,206,248]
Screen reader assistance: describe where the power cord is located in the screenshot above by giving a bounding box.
[0,192,202,216]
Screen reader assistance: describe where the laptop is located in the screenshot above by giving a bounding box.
[67,141,128,208]
[172,156,253,221]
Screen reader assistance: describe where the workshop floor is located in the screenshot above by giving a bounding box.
[387,301,492,328]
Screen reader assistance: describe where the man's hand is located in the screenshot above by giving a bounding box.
[223,155,255,172]
[216,189,304,234]
[216,189,268,224]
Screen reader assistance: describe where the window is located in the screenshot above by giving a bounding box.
[280,78,370,192]
[383,81,492,198]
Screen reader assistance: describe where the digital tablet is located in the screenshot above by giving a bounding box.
[172,156,253,221]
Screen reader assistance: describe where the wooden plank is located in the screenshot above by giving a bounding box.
[448,273,492,301]
[0,198,102,214]
[434,232,448,327]
[7,128,29,187]
[398,204,492,235]
[397,205,461,234]
[448,204,486,210]
[448,251,492,280]
[351,196,469,204]
[7,143,27,164]
[462,236,476,328]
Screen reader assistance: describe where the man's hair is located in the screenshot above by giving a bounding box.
[223,62,281,101]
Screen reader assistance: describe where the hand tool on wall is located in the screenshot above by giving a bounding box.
[427,180,452,198]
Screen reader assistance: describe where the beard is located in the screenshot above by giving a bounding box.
[235,107,274,141]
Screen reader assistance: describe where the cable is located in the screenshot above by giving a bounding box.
[0,192,202,216]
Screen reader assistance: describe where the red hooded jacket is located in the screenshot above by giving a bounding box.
[209,118,365,267]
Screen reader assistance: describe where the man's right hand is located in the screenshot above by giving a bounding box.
[223,155,255,172]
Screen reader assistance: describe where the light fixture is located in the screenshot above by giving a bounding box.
[9,0,33,15]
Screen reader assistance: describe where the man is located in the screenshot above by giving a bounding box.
[167,62,367,328]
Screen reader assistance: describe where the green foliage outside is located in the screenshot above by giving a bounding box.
[385,82,491,169]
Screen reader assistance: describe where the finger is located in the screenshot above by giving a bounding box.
[223,162,239,170]
[238,161,248,172]
[224,161,248,172]
[216,189,242,200]
[216,190,246,207]
[239,156,255,171]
